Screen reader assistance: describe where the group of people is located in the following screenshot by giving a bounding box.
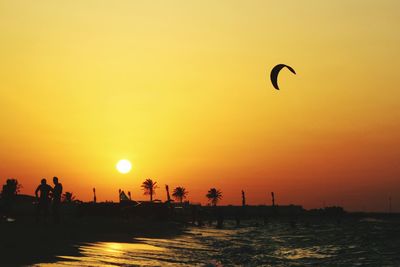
[35,177,63,223]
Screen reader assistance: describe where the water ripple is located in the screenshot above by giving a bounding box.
[35,219,400,266]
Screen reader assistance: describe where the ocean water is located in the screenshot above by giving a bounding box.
[35,219,400,266]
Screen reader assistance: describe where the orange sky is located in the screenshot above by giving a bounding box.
[1,1,399,211]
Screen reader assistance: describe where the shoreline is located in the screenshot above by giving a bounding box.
[0,217,184,266]
[2,213,400,266]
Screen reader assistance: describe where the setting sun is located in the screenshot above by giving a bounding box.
[1,1,400,265]
[116,159,132,174]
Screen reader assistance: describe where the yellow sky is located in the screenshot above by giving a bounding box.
[0,0,399,211]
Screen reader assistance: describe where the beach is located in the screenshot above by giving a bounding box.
[0,217,183,266]
[2,215,400,266]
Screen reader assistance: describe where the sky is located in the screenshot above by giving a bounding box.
[0,0,399,211]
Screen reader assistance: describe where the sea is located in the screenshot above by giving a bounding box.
[34,218,400,266]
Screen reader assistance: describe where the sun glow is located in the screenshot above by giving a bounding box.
[116,159,132,174]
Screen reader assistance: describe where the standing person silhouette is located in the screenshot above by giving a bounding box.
[52,177,63,223]
[35,178,52,222]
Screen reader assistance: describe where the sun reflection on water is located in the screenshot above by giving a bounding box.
[276,246,333,260]
[103,242,164,253]
[33,220,400,266]
[35,242,166,267]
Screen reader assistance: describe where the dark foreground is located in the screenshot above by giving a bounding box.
[0,217,183,266]
[2,215,400,266]
[1,199,400,266]
[31,217,400,267]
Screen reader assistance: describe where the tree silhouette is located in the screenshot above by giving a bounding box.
[1,179,22,214]
[206,188,222,206]
[172,186,188,203]
[62,192,75,202]
[141,179,158,202]
[1,178,22,199]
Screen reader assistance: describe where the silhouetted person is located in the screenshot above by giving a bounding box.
[52,177,63,223]
[35,178,52,222]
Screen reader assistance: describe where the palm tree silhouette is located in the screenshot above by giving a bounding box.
[172,187,188,203]
[62,192,75,202]
[141,179,158,202]
[206,188,222,206]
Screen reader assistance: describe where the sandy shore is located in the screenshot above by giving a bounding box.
[0,217,184,266]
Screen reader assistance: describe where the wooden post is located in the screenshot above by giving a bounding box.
[271,192,275,207]
[93,187,97,203]
[166,185,171,202]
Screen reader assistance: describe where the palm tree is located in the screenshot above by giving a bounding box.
[206,188,222,206]
[141,179,158,202]
[172,187,188,203]
[62,192,75,202]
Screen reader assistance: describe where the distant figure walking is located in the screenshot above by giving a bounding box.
[52,177,63,223]
[35,178,52,222]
